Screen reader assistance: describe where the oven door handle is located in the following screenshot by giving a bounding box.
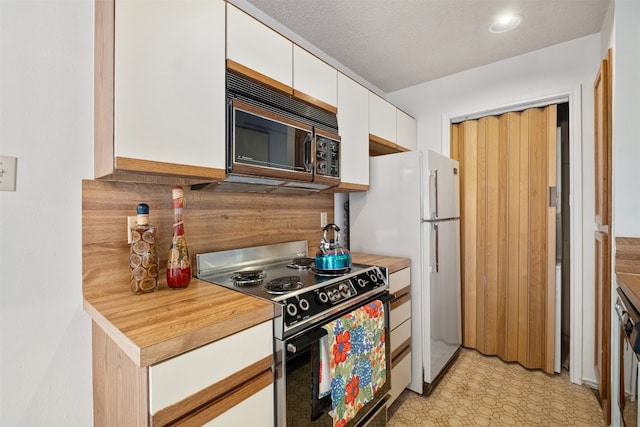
[287,328,328,354]
[377,291,395,304]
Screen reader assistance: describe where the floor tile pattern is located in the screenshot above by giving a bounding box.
[388,348,604,426]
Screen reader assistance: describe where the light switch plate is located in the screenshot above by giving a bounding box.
[0,156,17,191]
[320,212,328,227]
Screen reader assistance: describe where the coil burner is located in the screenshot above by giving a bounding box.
[264,276,304,295]
[286,257,315,270]
[230,269,265,286]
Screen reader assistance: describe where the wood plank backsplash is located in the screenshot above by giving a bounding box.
[82,179,334,297]
[616,237,640,274]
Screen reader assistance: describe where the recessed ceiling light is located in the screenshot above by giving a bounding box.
[489,14,523,33]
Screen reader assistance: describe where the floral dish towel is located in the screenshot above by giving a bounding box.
[321,299,386,427]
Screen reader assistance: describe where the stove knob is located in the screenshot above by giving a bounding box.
[317,291,329,304]
[299,298,310,311]
[331,289,340,300]
[286,303,298,317]
[369,272,379,283]
[357,278,368,288]
[339,283,350,297]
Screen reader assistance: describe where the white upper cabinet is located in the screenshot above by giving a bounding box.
[369,92,397,144]
[337,73,369,187]
[112,0,226,172]
[226,3,293,91]
[293,45,338,111]
[396,109,418,151]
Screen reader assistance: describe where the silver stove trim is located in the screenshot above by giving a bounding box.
[196,240,308,277]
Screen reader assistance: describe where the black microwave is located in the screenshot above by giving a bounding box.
[224,71,340,193]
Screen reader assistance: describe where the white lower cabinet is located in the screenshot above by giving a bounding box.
[388,267,412,407]
[389,347,412,405]
[148,321,271,413]
[204,384,273,427]
[149,320,273,425]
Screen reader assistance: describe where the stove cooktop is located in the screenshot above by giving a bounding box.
[195,241,378,302]
[195,241,389,339]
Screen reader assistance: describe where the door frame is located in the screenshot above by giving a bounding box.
[440,85,583,384]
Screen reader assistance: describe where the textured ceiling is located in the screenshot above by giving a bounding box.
[238,0,610,93]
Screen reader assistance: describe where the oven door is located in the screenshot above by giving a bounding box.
[275,292,393,427]
[229,99,314,182]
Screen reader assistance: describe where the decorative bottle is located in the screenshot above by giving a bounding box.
[129,203,159,294]
[166,186,191,288]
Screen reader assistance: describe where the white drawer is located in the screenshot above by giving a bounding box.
[204,383,274,427]
[390,299,411,331]
[388,352,411,406]
[149,320,272,414]
[389,267,410,295]
[391,317,411,353]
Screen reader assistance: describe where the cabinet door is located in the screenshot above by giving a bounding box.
[226,4,293,93]
[293,45,337,112]
[369,92,397,144]
[203,384,274,427]
[149,321,273,424]
[397,109,417,151]
[389,267,411,295]
[337,73,369,187]
[113,0,225,170]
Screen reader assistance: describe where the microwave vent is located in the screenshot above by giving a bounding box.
[227,71,338,134]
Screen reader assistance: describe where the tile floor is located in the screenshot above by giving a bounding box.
[387,348,604,426]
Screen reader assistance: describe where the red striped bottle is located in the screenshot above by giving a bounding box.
[166,186,191,288]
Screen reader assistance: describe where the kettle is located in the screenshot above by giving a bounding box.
[314,223,352,271]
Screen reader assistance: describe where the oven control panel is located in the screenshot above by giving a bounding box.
[281,266,387,329]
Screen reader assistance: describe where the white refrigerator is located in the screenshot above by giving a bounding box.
[349,150,461,394]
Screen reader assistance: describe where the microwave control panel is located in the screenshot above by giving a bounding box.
[315,136,340,178]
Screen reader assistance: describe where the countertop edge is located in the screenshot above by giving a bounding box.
[617,273,640,313]
[84,253,408,367]
[84,299,142,363]
[351,253,411,274]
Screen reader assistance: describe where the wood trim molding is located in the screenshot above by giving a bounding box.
[152,355,272,426]
[92,322,148,426]
[391,339,411,367]
[390,292,411,310]
[292,89,338,115]
[334,182,369,192]
[114,157,226,182]
[226,59,293,96]
[392,285,411,300]
[94,0,115,178]
[369,134,409,156]
[171,370,272,426]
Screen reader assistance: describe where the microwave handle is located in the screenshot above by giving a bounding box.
[304,132,313,173]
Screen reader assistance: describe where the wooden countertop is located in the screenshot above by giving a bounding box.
[84,252,407,368]
[351,253,411,274]
[84,279,274,368]
[617,274,640,313]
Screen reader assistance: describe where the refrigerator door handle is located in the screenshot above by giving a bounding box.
[431,223,439,273]
[429,169,438,219]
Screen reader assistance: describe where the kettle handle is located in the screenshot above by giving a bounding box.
[321,223,341,246]
[323,223,340,233]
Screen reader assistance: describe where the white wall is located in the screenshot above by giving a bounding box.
[0,0,94,425]
[388,34,601,384]
[611,0,640,237]
[602,1,640,425]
